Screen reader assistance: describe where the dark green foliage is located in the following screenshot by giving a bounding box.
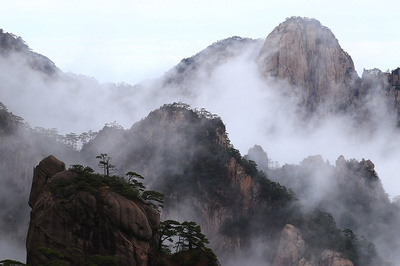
[157,219,182,252]
[298,209,382,265]
[339,230,382,266]
[96,153,116,177]
[228,147,242,162]
[175,221,209,252]
[155,220,218,265]
[126,171,145,192]
[229,147,258,176]
[356,236,381,265]
[156,220,211,254]
[302,209,342,252]
[255,171,294,203]
[37,247,70,266]
[341,228,358,262]
[65,163,164,211]
[0,260,26,266]
[0,102,26,135]
[66,165,140,201]
[142,190,165,210]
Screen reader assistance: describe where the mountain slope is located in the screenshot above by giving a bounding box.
[80,103,384,265]
[0,29,59,76]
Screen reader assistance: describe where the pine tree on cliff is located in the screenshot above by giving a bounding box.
[96,153,116,177]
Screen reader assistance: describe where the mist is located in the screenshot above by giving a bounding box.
[166,42,400,199]
[1,29,400,264]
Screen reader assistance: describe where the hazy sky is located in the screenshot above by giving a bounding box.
[1,0,399,84]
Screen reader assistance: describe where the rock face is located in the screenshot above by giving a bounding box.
[26,155,159,265]
[258,17,358,113]
[28,155,66,208]
[273,224,354,266]
[272,224,307,266]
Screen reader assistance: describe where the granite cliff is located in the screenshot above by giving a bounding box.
[257,17,400,126]
[26,155,160,265]
[257,17,359,114]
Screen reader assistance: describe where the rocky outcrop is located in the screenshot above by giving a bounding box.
[258,17,358,114]
[273,224,308,266]
[28,155,66,208]
[273,224,353,266]
[26,156,160,265]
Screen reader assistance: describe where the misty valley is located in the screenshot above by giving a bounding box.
[1,16,400,266]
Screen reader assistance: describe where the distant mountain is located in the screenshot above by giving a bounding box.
[0,29,59,76]
[160,36,263,95]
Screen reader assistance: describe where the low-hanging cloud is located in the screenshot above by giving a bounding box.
[2,32,400,264]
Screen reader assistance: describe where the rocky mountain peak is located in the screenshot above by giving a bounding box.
[130,102,230,149]
[258,17,358,113]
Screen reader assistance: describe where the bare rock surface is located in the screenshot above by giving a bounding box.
[258,17,358,113]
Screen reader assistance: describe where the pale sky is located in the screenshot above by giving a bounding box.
[1,0,399,84]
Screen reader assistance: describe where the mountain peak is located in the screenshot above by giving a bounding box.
[258,17,358,113]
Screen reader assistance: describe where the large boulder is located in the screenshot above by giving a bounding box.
[26,156,160,265]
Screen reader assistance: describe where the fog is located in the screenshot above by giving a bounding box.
[1,30,400,264]
[175,45,400,199]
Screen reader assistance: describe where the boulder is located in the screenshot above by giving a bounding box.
[26,156,160,266]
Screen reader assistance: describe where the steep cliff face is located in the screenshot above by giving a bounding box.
[120,104,258,252]
[26,155,160,265]
[258,17,359,114]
